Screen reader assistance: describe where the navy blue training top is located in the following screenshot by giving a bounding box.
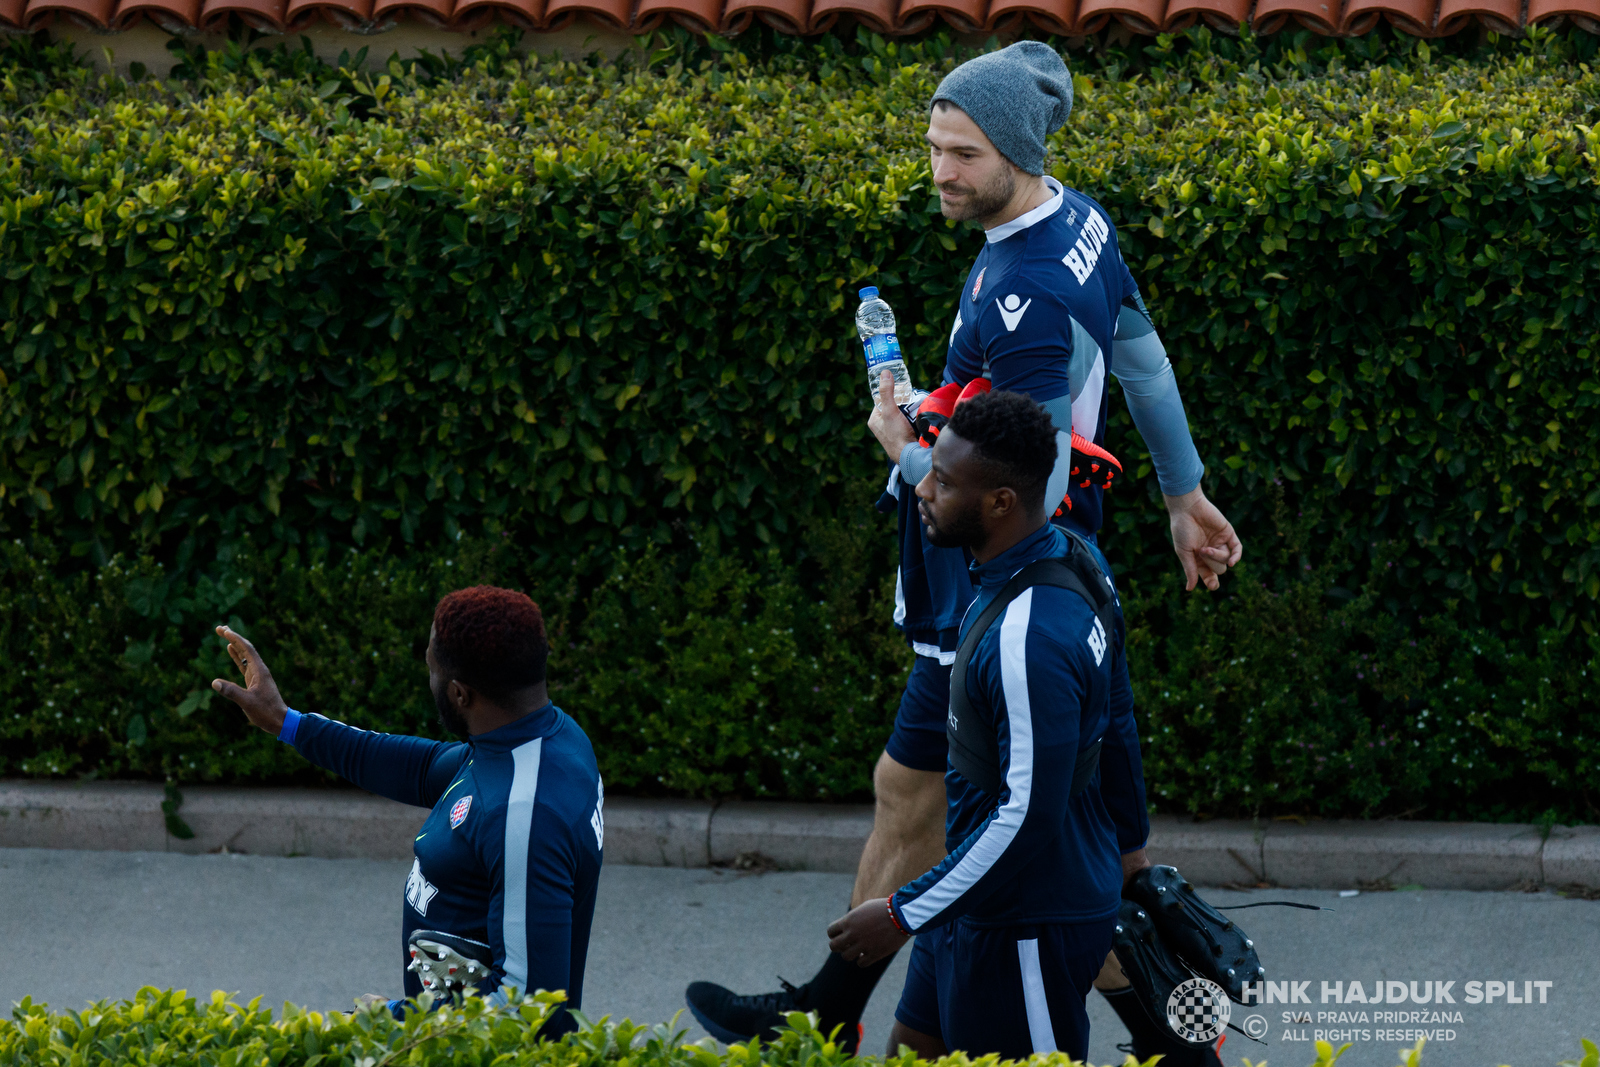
[889,523,1150,933]
[892,177,1145,643]
[879,462,973,660]
[279,704,603,1033]
[943,177,1140,541]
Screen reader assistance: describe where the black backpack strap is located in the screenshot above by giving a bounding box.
[947,534,1121,797]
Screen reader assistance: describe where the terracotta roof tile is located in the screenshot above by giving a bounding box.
[1077,0,1166,33]
[1343,0,1439,34]
[284,0,380,28]
[982,0,1075,33]
[19,0,1600,42]
[637,0,727,31]
[1436,0,1516,32]
[26,0,116,27]
[722,0,808,33]
[109,0,199,27]
[1528,0,1600,30]
[543,0,631,27]
[1163,0,1248,32]
[371,0,458,29]
[888,0,937,31]
[808,0,895,32]
[450,0,542,29]
[198,0,288,30]
[899,0,985,31]
[1254,0,1369,34]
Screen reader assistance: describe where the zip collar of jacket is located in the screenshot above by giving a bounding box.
[966,522,1069,598]
[468,701,560,753]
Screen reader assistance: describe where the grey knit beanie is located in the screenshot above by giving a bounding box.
[929,42,1073,176]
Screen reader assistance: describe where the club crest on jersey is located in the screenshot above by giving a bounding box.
[449,795,473,829]
[970,267,986,302]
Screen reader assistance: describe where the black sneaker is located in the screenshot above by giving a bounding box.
[684,978,803,1044]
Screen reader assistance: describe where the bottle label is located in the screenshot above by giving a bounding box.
[863,333,903,368]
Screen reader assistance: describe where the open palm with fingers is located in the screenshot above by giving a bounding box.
[210,625,289,734]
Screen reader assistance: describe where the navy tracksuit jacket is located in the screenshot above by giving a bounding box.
[278,703,603,1034]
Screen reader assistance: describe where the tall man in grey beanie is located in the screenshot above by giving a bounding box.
[685,41,1240,1060]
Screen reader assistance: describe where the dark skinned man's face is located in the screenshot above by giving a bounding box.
[914,429,993,552]
[425,629,471,739]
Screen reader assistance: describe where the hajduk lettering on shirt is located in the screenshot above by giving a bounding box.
[1062,210,1111,285]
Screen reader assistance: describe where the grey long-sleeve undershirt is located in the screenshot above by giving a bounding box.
[897,300,1204,510]
[1107,299,1205,498]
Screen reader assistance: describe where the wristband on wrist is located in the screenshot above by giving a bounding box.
[885,897,909,937]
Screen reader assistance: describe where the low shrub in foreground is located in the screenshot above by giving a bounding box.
[1,987,1595,1067]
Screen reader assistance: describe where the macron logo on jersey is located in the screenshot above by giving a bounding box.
[998,294,1032,332]
[1062,210,1111,286]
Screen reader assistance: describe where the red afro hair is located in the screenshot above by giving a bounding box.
[432,586,549,697]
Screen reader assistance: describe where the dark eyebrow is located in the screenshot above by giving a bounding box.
[924,135,984,153]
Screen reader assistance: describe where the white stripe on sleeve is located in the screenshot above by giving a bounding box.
[1018,938,1058,1052]
[899,589,1036,930]
[1071,349,1106,441]
[495,737,543,1002]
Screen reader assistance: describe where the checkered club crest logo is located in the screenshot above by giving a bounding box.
[1166,977,1230,1043]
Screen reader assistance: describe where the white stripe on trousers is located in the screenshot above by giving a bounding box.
[1017,938,1057,1053]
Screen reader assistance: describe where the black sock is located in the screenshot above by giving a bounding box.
[1100,986,1221,1067]
[796,950,896,1032]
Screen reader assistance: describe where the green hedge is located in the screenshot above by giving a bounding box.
[3,31,1599,621]
[3,31,1600,821]
[1,987,1595,1067]
[0,499,904,799]
[6,506,1596,821]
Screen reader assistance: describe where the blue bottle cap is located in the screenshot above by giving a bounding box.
[858,286,879,300]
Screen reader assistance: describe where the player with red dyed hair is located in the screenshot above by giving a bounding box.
[211,586,604,1035]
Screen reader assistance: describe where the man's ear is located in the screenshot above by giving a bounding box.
[987,486,1019,520]
[448,678,473,709]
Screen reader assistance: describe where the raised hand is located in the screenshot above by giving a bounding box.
[210,625,289,734]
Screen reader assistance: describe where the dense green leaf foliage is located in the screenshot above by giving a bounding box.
[2,31,1599,821]
[5,510,1597,820]
[4,28,1599,621]
[0,505,905,801]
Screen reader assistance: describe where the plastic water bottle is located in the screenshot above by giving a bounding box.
[856,286,926,416]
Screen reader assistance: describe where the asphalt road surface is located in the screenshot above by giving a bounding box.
[1,848,1594,1065]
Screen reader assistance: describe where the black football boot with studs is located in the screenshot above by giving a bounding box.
[1108,899,1224,1067]
[1122,865,1265,1001]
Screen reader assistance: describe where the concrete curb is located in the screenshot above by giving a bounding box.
[2,781,1595,890]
